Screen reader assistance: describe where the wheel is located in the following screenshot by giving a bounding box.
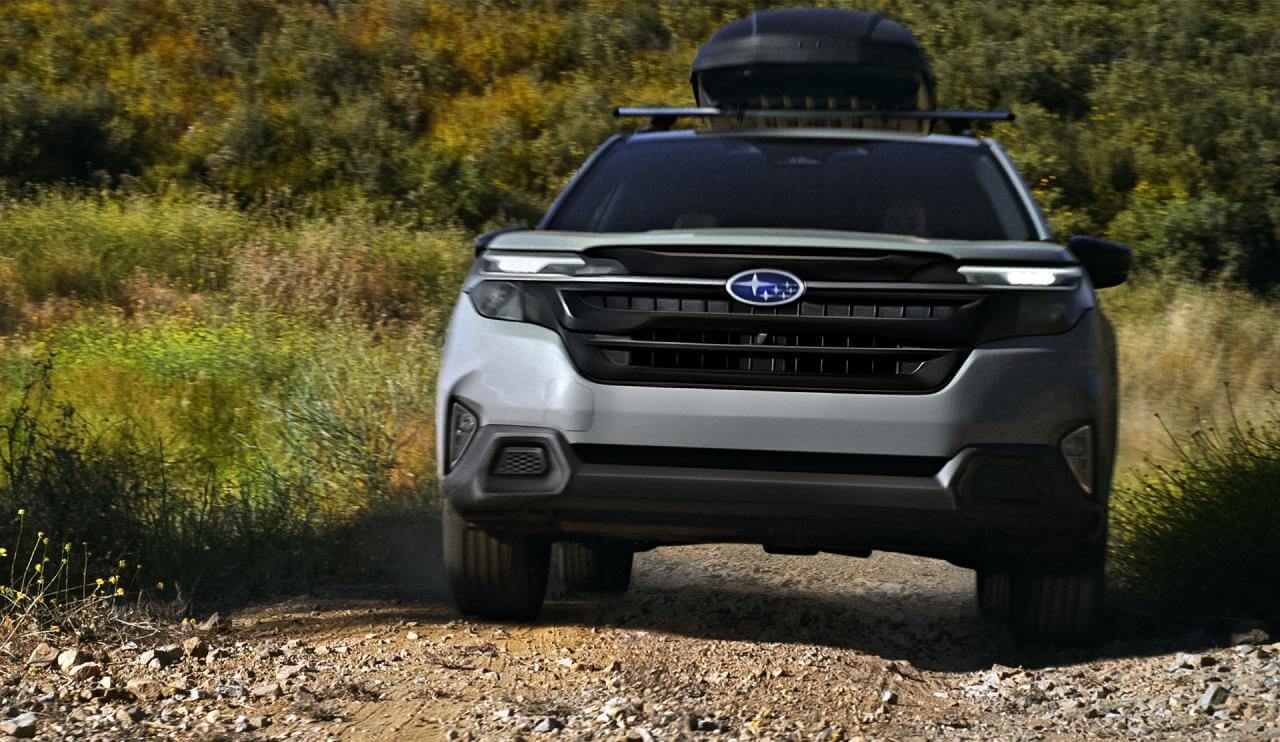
[556,540,634,593]
[975,566,1011,621]
[442,503,550,621]
[1007,559,1104,646]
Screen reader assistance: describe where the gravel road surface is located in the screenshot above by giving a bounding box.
[6,544,1279,740]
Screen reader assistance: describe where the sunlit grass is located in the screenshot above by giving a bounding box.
[1103,279,1280,475]
[0,194,468,605]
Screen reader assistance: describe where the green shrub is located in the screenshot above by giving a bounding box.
[1110,398,1280,616]
[0,190,254,303]
[0,307,442,604]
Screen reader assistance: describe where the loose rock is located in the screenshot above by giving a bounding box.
[56,648,85,674]
[27,643,59,667]
[137,646,179,670]
[67,662,102,681]
[198,612,226,633]
[276,664,307,681]
[1198,683,1230,709]
[250,682,281,698]
[182,635,209,659]
[125,678,166,702]
[0,712,37,738]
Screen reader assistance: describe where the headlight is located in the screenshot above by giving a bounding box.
[980,283,1092,341]
[466,251,626,321]
[958,265,1082,288]
[469,281,524,321]
[479,252,625,277]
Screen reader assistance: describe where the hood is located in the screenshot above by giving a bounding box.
[487,228,1075,265]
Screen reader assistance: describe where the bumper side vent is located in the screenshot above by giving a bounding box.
[490,446,549,476]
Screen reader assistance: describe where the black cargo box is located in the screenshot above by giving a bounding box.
[691,9,936,115]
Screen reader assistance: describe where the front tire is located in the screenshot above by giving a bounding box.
[1007,559,1104,645]
[556,540,634,593]
[975,567,1011,621]
[442,503,550,621]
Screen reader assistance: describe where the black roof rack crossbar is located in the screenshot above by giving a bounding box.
[613,107,1015,133]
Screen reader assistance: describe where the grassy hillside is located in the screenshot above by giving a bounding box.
[3,0,1278,284]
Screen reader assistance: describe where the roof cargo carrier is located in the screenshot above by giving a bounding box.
[691,8,936,130]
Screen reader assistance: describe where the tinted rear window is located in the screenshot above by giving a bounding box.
[547,137,1034,241]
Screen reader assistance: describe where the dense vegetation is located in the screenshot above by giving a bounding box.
[1111,397,1280,616]
[0,1,1277,621]
[3,0,1279,286]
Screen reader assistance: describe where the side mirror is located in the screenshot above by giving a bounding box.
[1067,236,1131,289]
[474,225,531,256]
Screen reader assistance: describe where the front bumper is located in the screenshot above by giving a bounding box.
[436,300,1113,461]
[442,425,1105,564]
[436,299,1115,562]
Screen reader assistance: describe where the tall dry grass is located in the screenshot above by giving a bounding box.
[0,193,473,616]
[1104,280,1280,474]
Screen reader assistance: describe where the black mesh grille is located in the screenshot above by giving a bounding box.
[518,268,989,394]
[581,292,957,320]
[603,328,931,377]
[490,446,548,476]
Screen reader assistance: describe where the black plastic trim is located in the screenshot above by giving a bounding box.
[442,427,1107,562]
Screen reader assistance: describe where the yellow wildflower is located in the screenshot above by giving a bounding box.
[114,588,124,597]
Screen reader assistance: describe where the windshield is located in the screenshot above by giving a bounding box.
[546,136,1035,241]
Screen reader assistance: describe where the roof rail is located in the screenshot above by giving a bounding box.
[613,107,1015,134]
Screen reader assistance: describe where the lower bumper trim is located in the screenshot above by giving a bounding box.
[442,425,1104,562]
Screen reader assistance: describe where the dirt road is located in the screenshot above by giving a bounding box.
[14,545,1280,740]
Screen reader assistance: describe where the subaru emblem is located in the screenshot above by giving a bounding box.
[726,269,805,306]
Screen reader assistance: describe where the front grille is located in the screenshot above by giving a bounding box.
[602,328,935,377]
[522,270,988,394]
[580,292,957,320]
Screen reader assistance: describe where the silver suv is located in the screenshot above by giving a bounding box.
[435,11,1131,645]
[437,123,1131,642]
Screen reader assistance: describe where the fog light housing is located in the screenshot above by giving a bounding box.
[490,445,548,476]
[469,281,524,321]
[447,402,478,470]
[1061,424,1094,495]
